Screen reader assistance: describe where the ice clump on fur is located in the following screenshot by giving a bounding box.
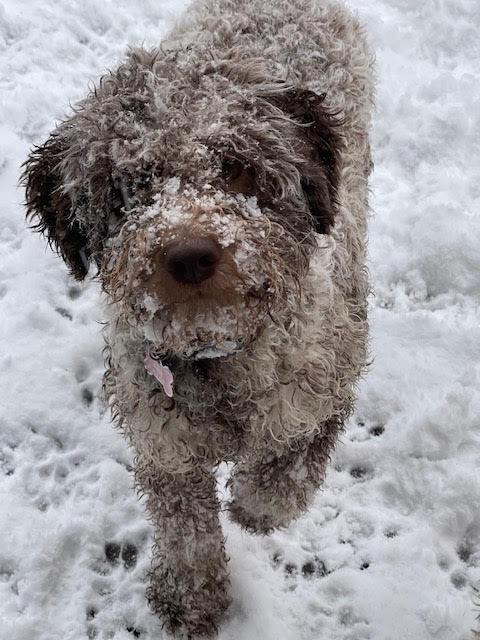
[182,340,242,360]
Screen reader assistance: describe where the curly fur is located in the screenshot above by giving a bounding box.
[23,0,374,636]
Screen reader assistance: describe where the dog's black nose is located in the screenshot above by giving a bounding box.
[163,237,221,284]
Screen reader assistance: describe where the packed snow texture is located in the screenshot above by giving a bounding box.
[1,0,479,638]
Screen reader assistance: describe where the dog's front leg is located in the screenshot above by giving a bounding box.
[228,425,339,535]
[135,460,230,637]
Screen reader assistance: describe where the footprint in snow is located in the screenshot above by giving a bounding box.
[350,465,375,481]
[272,552,330,582]
[68,285,83,300]
[86,542,143,638]
[104,541,138,570]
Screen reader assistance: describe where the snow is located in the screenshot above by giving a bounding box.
[182,340,242,360]
[1,0,479,638]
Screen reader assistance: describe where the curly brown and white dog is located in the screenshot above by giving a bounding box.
[23,0,373,635]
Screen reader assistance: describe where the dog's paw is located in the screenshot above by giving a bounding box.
[227,499,287,535]
[146,570,230,638]
[162,609,221,639]
[150,599,227,638]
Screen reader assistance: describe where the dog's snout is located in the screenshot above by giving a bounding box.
[163,237,222,284]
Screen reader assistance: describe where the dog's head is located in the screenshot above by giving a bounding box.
[23,47,342,358]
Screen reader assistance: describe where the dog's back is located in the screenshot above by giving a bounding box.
[173,0,373,124]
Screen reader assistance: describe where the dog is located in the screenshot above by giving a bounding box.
[23,0,373,635]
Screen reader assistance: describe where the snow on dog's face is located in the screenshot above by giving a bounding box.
[23,47,341,357]
[102,177,302,357]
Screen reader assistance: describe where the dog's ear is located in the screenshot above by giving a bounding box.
[269,86,342,234]
[207,57,342,233]
[207,56,342,233]
[22,134,90,280]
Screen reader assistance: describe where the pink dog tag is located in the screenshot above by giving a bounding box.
[144,352,174,397]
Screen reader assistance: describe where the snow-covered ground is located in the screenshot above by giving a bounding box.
[1,0,479,638]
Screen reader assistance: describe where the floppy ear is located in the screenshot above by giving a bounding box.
[22,133,90,280]
[271,86,342,234]
[206,56,343,234]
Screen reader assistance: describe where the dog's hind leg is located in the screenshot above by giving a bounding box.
[227,419,342,535]
[135,459,230,637]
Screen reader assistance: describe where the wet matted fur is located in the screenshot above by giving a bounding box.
[23,0,374,636]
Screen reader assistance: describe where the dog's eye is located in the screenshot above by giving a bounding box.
[221,158,257,197]
[108,177,134,235]
[118,178,134,211]
[112,177,136,213]
[221,158,245,181]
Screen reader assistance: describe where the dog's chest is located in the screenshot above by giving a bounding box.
[171,358,254,457]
